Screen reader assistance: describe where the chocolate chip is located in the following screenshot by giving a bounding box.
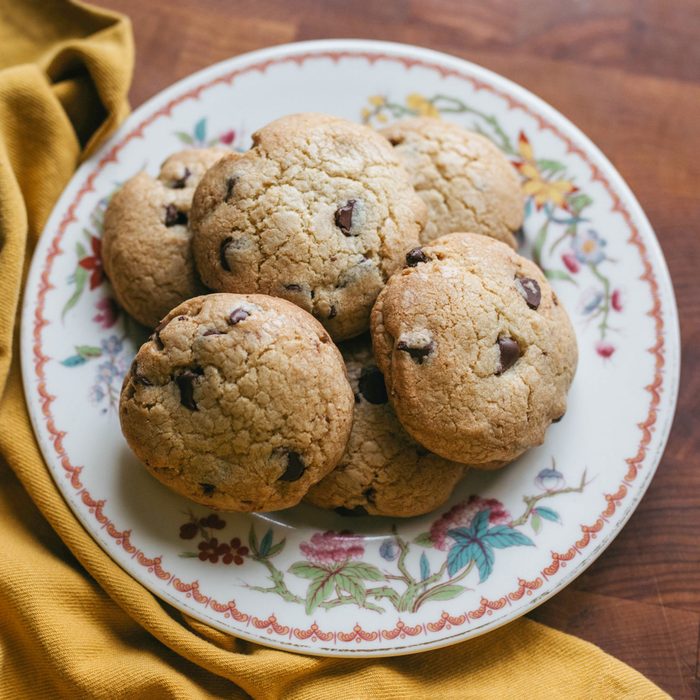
[358,366,388,404]
[388,136,404,146]
[405,247,428,267]
[397,338,435,364]
[328,304,337,319]
[363,488,376,505]
[278,451,305,482]
[224,177,236,202]
[133,370,152,386]
[515,277,541,310]
[228,308,250,325]
[334,200,356,236]
[552,414,565,423]
[203,329,223,336]
[164,204,187,227]
[284,284,303,292]
[220,237,233,271]
[177,315,187,321]
[152,333,164,350]
[171,167,191,189]
[335,506,368,517]
[552,293,559,306]
[199,482,216,496]
[496,336,521,375]
[176,369,201,410]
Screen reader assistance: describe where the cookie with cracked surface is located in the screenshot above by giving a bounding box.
[119,293,355,512]
[102,148,229,328]
[191,113,427,341]
[305,337,467,517]
[380,117,523,247]
[371,232,578,465]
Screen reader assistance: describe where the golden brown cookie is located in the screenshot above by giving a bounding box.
[305,337,467,517]
[190,113,427,341]
[371,233,578,465]
[102,148,228,328]
[380,118,523,247]
[120,293,355,512]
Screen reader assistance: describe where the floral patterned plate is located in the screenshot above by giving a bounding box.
[21,40,680,657]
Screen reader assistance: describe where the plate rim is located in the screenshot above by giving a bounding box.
[20,38,681,657]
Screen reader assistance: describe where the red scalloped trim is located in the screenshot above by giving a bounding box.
[31,49,666,647]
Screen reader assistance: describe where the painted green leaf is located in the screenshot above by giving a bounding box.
[531,513,542,535]
[535,506,561,523]
[483,525,535,549]
[467,541,494,583]
[76,240,88,257]
[420,585,465,603]
[544,268,577,284]
[335,572,366,606]
[420,552,430,581]
[532,220,549,268]
[60,355,87,367]
[536,159,566,175]
[568,192,593,213]
[266,538,286,558]
[305,572,336,614]
[342,561,384,581]
[259,528,273,557]
[413,532,433,547]
[62,265,88,319]
[289,562,328,580]
[368,586,400,604]
[75,345,102,359]
[174,131,195,145]
[248,525,259,555]
[194,118,207,144]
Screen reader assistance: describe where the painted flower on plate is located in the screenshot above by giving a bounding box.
[299,531,364,565]
[573,228,606,265]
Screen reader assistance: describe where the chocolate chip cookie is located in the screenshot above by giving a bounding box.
[120,293,355,511]
[190,113,427,341]
[305,337,466,517]
[102,148,228,328]
[371,233,577,465]
[380,118,523,247]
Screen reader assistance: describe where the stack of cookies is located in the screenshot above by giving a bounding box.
[110,113,577,517]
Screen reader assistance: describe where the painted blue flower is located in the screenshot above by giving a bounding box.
[573,229,606,265]
[101,335,123,356]
[89,384,105,403]
[536,467,565,492]
[579,287,604,315]
[379,538,399,561]
[97,361,117,381]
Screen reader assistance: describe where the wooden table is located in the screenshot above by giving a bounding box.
[92,1,700,695]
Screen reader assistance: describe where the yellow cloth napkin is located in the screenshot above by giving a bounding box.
[0,2,668,698]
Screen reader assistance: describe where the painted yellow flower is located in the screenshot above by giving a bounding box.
[405,93,440,118]
[514,132,576,210]
[368,95,386,107]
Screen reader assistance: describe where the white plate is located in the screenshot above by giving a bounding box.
[21,40,680,657]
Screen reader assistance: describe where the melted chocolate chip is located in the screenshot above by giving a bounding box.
[284,283,303,292]
[397,339,435,364]
[405,247,428,267]
[199,482,216,496]
[152,333,164,350]
[133,371,152,386]
[496,336,521,375]
[220,237,233,271]
[278,451,305,482]
[224,177,236,202]
[335,505,368,517]
[552,414,565,423]
[388,136,404,146]
[334,200,356,236]
[164,204,187,227]
[328,304,337,319]
[176,369,202,410]
[228,308,250,325]
[363,487,377,505]
[358,366,388,404]
[171,167,191,189]
[515,277,541,310]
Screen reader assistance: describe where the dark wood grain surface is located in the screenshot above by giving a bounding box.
[89,1,700,696]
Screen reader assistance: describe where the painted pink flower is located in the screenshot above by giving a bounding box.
[596,341,615,358]
[429,496,512,551]
[611,289,623,312]
[219,129,236,145]
[300,530,364,565]
[93,297,120,329]
[561,251,580,274]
